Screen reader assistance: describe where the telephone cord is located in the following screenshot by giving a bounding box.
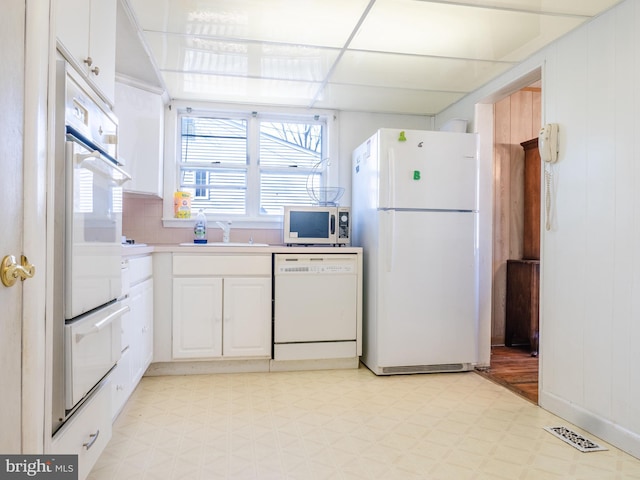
[545,165,553,231]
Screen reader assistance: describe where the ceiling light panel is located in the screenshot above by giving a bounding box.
[143,32,340,82]
[351,0,586,61]
[429,0,623,16]
[130,0,370,47]
[316,83,465,115]
[162,71,321,106]
[331,51,514,92]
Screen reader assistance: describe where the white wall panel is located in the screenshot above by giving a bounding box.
[583,9,617,420]
[545,26,589,405]
[608,0,636,433]
[626,0,640,436]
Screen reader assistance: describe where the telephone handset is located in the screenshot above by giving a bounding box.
[539,123,559,231]
[539,123,559,163]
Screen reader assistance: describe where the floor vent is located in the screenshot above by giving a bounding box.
[543,426,608,452]
[381,363,470,375]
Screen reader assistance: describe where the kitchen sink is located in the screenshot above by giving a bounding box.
[179,242,269,247]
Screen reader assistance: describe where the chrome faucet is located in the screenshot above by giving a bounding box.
[215,221,232,243]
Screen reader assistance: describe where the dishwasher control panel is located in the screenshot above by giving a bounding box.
[275,254,357,275]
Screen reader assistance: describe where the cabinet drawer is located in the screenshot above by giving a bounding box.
[129,255,152,284]
[173,254,271,276]
[51,380,112,480]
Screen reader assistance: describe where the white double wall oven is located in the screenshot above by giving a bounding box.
[51,61,130,433]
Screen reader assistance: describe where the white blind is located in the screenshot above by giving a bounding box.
[179,114,325,216]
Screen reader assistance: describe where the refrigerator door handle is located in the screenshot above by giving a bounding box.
[387,148,396,208]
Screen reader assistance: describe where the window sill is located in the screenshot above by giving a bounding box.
[162,217,283,230]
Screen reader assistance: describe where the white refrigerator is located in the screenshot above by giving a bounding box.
[352,128,478,375]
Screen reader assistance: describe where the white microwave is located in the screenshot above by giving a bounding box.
[283,206,351,246]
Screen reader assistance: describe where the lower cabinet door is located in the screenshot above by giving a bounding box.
[111,348,132,420]
[223,277,272,357]
[172,277,223,359]
[140,278,154,372]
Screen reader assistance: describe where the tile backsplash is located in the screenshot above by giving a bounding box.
[122,194,283,245]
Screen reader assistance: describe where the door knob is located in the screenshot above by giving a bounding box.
[1,254,36,287]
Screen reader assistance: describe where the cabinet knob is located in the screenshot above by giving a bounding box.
[91,66,100,76]
[83,56,93,67]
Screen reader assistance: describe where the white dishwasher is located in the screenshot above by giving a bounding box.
[274,253,358,360]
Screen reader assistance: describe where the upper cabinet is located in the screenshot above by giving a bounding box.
[114,82,165,198]
[56,0,117,105]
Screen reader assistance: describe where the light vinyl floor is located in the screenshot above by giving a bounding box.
[89,367,640,480]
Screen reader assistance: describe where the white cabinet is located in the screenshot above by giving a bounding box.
[173,277,223,358]
[172,255,272,360]
[112,254,153,420]
[56,0,117,105]
[130,276,154,382]
[223,277,272,357]
[114,82,164,197]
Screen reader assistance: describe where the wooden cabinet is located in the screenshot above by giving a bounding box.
[55,0,117,105]
[505,259,539,356]
[521,137,541,259]
[172,255,272,360]
[504,138,541,355]
[114,82,164,197]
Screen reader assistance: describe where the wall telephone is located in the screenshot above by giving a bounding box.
[539,123,559,230]
[539,123,559,163]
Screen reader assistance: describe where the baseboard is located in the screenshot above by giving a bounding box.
[145,359,271,376]
[539,390,640,460]
[145,357,360,376]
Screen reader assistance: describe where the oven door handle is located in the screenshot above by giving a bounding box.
[75,151,132,185]
[75,305,130,343]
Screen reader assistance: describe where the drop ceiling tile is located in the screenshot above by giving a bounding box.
[433,0,623,16]
[314,84,465,115]
[124,0,622,114]
[351,0,586,62]
[162,71,320,106]
[129,0,370,47]
[144,32,340,82]
[331,51,515,92]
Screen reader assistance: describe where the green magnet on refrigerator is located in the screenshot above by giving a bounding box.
[398,131,407,142]
[413,170,421,180]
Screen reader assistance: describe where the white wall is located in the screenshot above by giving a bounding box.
[436,0,640,458]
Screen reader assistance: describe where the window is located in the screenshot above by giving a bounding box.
[178,111,326,218]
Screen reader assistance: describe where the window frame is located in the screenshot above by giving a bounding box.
[162,102,339,229]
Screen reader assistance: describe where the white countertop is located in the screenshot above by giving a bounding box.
[122,244,362,256]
